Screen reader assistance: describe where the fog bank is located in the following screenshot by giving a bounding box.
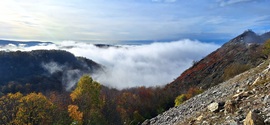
[0,40,220,89]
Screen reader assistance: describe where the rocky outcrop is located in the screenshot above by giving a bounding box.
[142,59,270,125]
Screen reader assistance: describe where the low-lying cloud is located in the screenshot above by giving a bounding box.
[0,40,220,89]
[42,62,65,74]
[41,61,84,91]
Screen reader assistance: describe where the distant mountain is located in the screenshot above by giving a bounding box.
[226,30,270,44]
[0,40,53,46]
[166,30,270,92]
[94,44,121,48]
[0,50,102,94]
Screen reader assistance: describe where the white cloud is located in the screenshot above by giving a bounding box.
[0,0,269,41]
[0,40,220,89]
[152,0,177,2]
[218,0,255,6]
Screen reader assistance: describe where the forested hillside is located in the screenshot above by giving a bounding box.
[0,50,102,94]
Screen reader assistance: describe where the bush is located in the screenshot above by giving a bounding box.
[174,94,187,107]
[174,87,203,107]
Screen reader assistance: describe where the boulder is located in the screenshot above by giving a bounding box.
[207,102,224,112]
[244,110,264,125]
[208,102,219,112]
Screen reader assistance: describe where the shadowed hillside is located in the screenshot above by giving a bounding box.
[0,50,102,94]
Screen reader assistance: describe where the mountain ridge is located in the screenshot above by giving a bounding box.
[142,30,270,124]
[164,30,269,96]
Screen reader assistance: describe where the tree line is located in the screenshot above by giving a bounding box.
[0,75,203,125]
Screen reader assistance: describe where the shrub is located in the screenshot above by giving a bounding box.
[174,94,187,107]
[174,87,203,107]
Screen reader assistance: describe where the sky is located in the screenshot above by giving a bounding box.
[0,0,269,43]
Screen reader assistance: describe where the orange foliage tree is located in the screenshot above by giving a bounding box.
[68,105,83,125]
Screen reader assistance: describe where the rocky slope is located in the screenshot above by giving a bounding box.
[143,57,270,125]
[142,30,270,125]
[164,30,269,101]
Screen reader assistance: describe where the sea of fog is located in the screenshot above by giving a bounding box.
[0,39,220,89]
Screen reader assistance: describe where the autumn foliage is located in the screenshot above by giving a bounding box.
[14,93,54,125]
[0,75,199,125]
[68,105,83,125]
[0,92,23,125]
[175,87,203,107]
[69,75,106,125]
[0,92,56,125]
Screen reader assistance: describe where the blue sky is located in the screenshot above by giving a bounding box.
[0,0,269,43]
